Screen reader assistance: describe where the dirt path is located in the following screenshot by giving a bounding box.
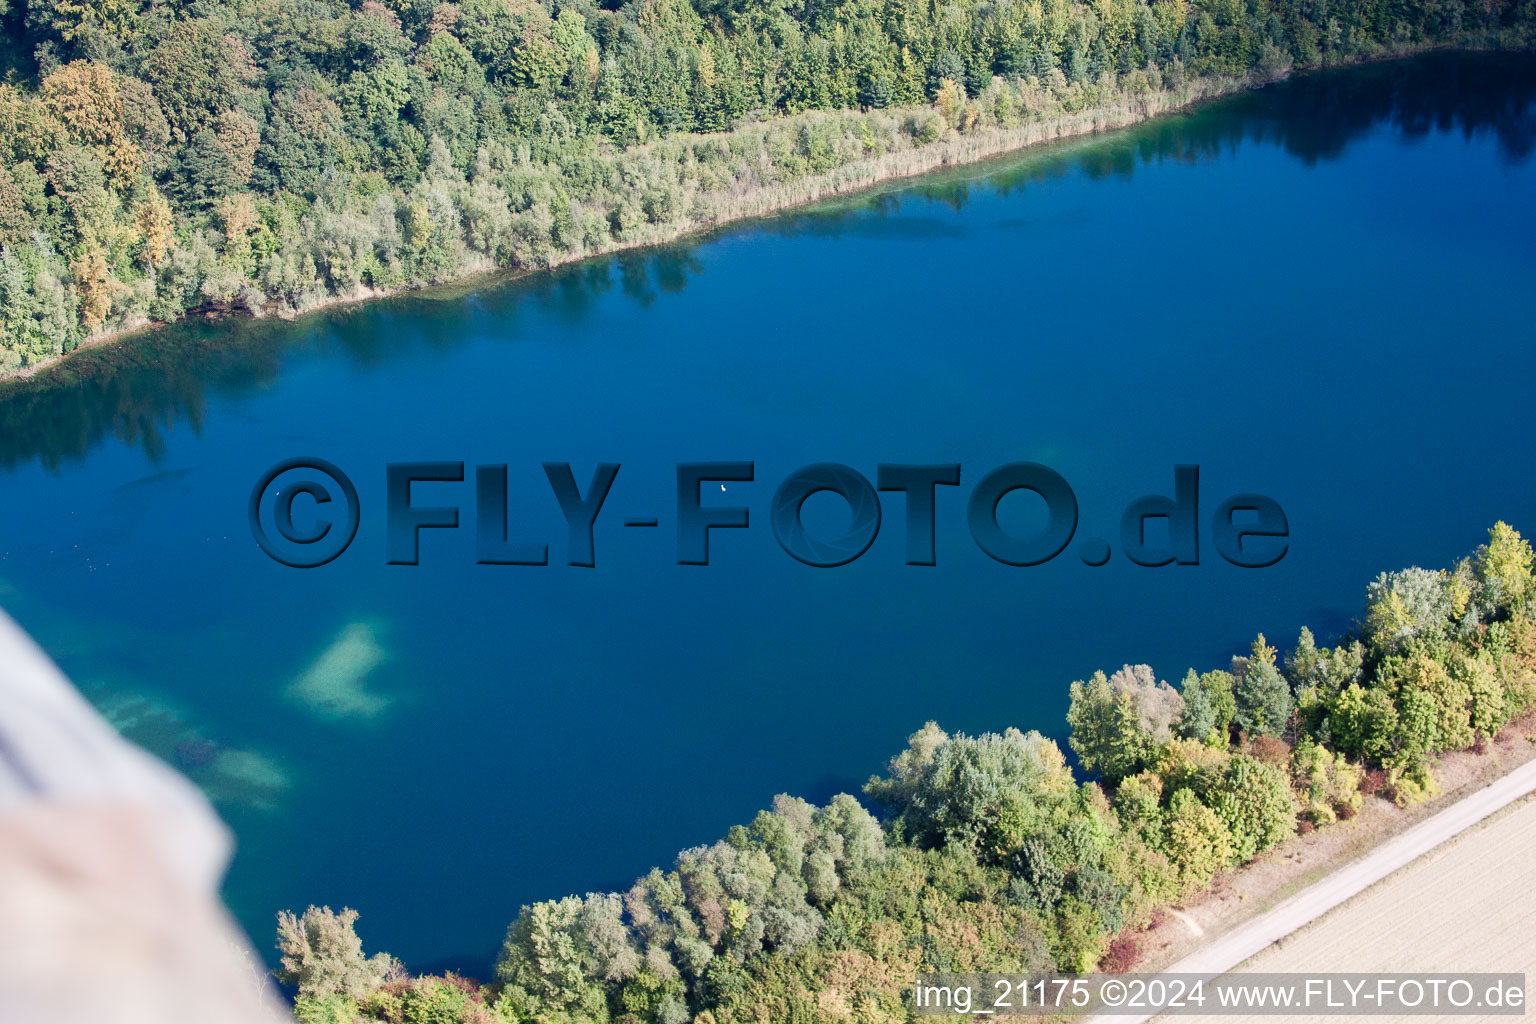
[1090,756,1536,1023]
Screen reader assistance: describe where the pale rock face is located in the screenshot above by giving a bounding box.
[0,610,290,1024]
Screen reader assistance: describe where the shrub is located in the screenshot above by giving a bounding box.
[1291,737,1362,825]
[1198,754,1297,863]
[1051,895,1108,973]
[292,993,358,1024]
[1359,768,1387,797]
[1245,734,1292,769]
[906,111,945,144]
[1099,933,1143,972]
[1161,788,1231,891]
[276,906,397,1002]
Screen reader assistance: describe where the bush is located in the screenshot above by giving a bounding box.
[906,111,946,144]
[276,906,397,1002]
[1198,754,1297,863]
[1291,737,1362,825]
[1099,933,1144,972]
[1052,896,1108,973]
[1161,788,1231,890]
[1245,734,1292,769]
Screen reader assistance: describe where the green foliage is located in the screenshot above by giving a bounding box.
[279,525,1536,1021]
[1365,567,1455,653]
[1196,753,1297,862]
[1330,682,1401,764]
[865,723,1075,860]
[1175,668,1236,745]
[1111,770,1164,844]
[1475,521,1536,616]
[293,992,361,1024]
[1,0,1527,372]
[1286,627,1364,703]
[1068,664,1184,784]
[1232,634,1294,737]
[1291,736,1362,825]
[1289,628,1365,740]
[276,906,399,1002]
[1381,645,1473,755]
[1161,787,1231,890]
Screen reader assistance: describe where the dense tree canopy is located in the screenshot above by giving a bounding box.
[277,521,1536,1023]
[1,0,1532,371]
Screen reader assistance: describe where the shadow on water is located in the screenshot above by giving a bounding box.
[0,52,1532,473]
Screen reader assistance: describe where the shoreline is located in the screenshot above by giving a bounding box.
[0,43,1481,391]
[0,63,1293,389]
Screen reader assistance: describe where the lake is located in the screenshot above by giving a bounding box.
[1,52,1533,975]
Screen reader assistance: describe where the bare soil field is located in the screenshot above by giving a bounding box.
[1166,792,1536,1022]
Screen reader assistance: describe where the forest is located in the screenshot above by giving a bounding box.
[2,0,1534,372]
[273,521,1536,1023]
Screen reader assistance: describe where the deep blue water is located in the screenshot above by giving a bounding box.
[1,53,1534,974]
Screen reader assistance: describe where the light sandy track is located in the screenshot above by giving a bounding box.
[1090,758,1536,1024]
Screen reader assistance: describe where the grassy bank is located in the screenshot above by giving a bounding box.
[4,0,1533,381]
[5,64,1256,383]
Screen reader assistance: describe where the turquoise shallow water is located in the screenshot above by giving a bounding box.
[1,53,1534,974]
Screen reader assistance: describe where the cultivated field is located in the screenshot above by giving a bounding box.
[1172,795,1536,1023]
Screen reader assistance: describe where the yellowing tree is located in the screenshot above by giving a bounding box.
[1478,521,1534,613]
[214,108,261,186]
[215,193,259,269]
[134,190,174,268]
[70,236,126,333]
[935,78,966,130]
[102,138,143,192]
[40,62,123,148]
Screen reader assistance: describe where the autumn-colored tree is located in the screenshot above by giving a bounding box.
[69,236,123,332]
[0,167,33,248]
[215,193,259,269]
[39,62,123,148]
[101,139,143,192]
[214,109,261,187]
[134,189,174,267]
[1477,521,1535,614]
[935,77,966,128]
